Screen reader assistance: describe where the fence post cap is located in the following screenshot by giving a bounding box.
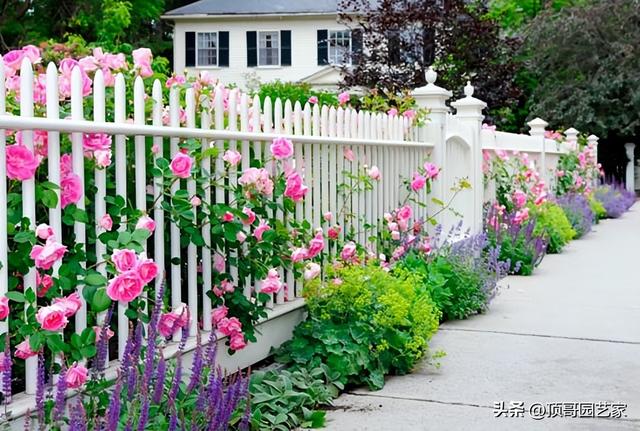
[565,127,580,134]
[412,66,453,99]
[451,81,487,110]
[527,117,548,128]
[587,134,599,143]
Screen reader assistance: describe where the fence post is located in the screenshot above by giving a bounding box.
[564,127,579,148]
[527,117,548,183]
[451,81,487,234]
[411,67,452,227]
[625,143,636,192]
[587,134,599,188]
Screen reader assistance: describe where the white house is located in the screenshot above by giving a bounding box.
[162,0,361,89]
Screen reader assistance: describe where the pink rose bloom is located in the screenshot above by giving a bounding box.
[495,150,509,161]
[388,222,398,232]
[242,207,256,225]
[403,109,416,120]
[270,137,294,160]
[333,278,343,285]
[35,223,55,240]
[534,192,547,206]
[290,247,308,263]
[223,150,242,166]
[221,279,235,294]
[284,172,308,202]
[106,271,144,302]
[158,307,189,337]
[343,148,355,162]
[21,45,41,63]
[396,205,413,222]
[392,246,406,260]
[170,152,193,178]
[306,231,325,258]
[65,363,89,389]
[308,96,318,104]
[3,50,25,72]
[238,168,273,197]
[423,162,440,180]
[37,273,54,297]
[213,253,226,273]
[132,48,153,78]
[260,269,283,294]
[136,257,159,284]
[53,292,82,317]
[36,304,68,331]
[340,242,357,262]
[254,220,271,241]
[482,123,496,131]
[391,231,401,240]
[60,154,73,177]
[0,297,9,320]
[111,249,138,273]
[229,332,247,350]
[100,214,113,231]
[60,174,83,208]
[411,173,426,192]
[30,238,68,270]
[212,305,228,325]
[16,130,48,157]
[338,91,350,105]
[513,208,530,225]
[236,231,247,243]
[387,108,398,116]
[15,339,38,359]
[556,170,565,177]
[191,196,202,207]
[94,149,112,168]
[328,226,341,240]
[323,212,333,222]
[93,326,115,342]
[83,133,111,152]
[222,212,234,222]
[384,213,393,223]
[304,262,321,280]
[165,74,186,88]
[368,166,381,181]
[136,215,156,233]
[151,144,160,154]
[6,144,40,180]
[512,190,527,209]
[217,316,242,336]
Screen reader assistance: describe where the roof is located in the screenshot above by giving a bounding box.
[164,0,341,17]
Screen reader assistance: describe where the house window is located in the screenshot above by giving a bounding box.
[258,31,280,66]
[328,30,351,64]
[197,32,218,67]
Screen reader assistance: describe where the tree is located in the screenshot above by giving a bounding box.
[338,0,522,124]
[485,0,587,34]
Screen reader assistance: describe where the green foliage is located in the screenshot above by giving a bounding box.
[276,264,440,390]
[589,195,607,222]
[531,202,575,253]
[256,81,338,109]
[486,0,586,33]
[242,366,340,431]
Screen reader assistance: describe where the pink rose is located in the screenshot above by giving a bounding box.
[136,257,159,284]
[65,363,88,389]
[136,215,156,232]
[340,242,357,263]
[259,269,282,294]
[53,292,82,317]
[30,238,67,270]
[222,212,234,222]
[308,96,318,104]
[241,207,256,225]
[93,326,115,342]
[513,208,530,225]
[106,271,144,302]
[35,223,55,240]
[236,231,247,243]
[387,108,398,116]
[290,247,307,263]
[15,339,38,359]
[21,45,41,63]
[16,130,48,156]
[217,316,242,336]
[60,154,73,177]
[423,162,440,180]
[306,231,325,258]
[396,205,413,222]
[303,262,321,280]
[368,166,381,181]
[6,144,40,180]
[343,148,355,162]
[132,48,153,78]
[3,50,25,72]
[0,297,9,320]
[328,226,341,240]
[111,249,138,273]
[338,91,350,105]
[323,212,333,222]
[100,214,113,231]
[512,190,527,208]
[36,304,68,331]
[411,173,426,192]
[403,109,416,120]
[213,253,226,273]
[253,220,271,241]
[238,168,273,197]
[223,150,242,166]
[158,305,189,337]
[191,196,202,207]
[270,137,294,160]
[94,149,112,168]
[170,152,193,178]
[391,231,400,240]
[165,74,186,88]
[284,172,308,202]
[221,279,235,294]
[60,173,83,208]
[229,332,247,350]
[83,133,111,152]
[212,305,228,324]
[37,273,54,297]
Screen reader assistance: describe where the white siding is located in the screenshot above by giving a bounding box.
[172,16,348,89]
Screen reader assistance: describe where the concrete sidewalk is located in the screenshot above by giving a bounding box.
[323,205,640,430]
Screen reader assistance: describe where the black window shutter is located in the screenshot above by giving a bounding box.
[185,32,196,67]
[246,31,257,67]
[317,29,328,65]
[219,31,229,67]
[281,30,291,66]
[351,28,363,64]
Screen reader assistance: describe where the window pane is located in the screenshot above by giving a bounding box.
[259,31,280,66]
[197,32,217,66]
[328,30,351,65]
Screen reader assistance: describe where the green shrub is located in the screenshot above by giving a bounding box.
[275,264,440,390]
[589,195,607,222]
[256,81,338,108]
[532,202,575,253]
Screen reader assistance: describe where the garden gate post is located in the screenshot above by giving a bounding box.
[565,127,579,147]
[528,117,549,183]
[625,143,636,192]
[451,81,487,234]
[411,67,452,228]
[587,134,599,187]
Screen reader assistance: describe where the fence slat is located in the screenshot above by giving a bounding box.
[151,80,165,298]
[0,55,7,342]
[169,86,182,342]
[185,88,198,336]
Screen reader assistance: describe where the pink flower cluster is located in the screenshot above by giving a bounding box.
[5,144,40,180]
[35,292,82,331]
[60,154,83,208]
[212,306,247,350]
[83,133,112,167]
[158,303,190,337]
[260,269,284,294]
[106,250,158,302]
[30,226,67,270]
[238,167,274,198]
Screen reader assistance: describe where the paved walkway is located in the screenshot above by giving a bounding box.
[324,204,640,430]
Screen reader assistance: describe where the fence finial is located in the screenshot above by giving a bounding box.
[425,66,438,85]
[564,127,579,144]
[451,80,487,120]
[464,81,474,97]
[527,117,548,137]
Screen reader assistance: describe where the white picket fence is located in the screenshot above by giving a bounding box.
[0,58,593,417]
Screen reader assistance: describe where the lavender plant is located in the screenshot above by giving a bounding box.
[594,183,636,218]
[556,193,594,238]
